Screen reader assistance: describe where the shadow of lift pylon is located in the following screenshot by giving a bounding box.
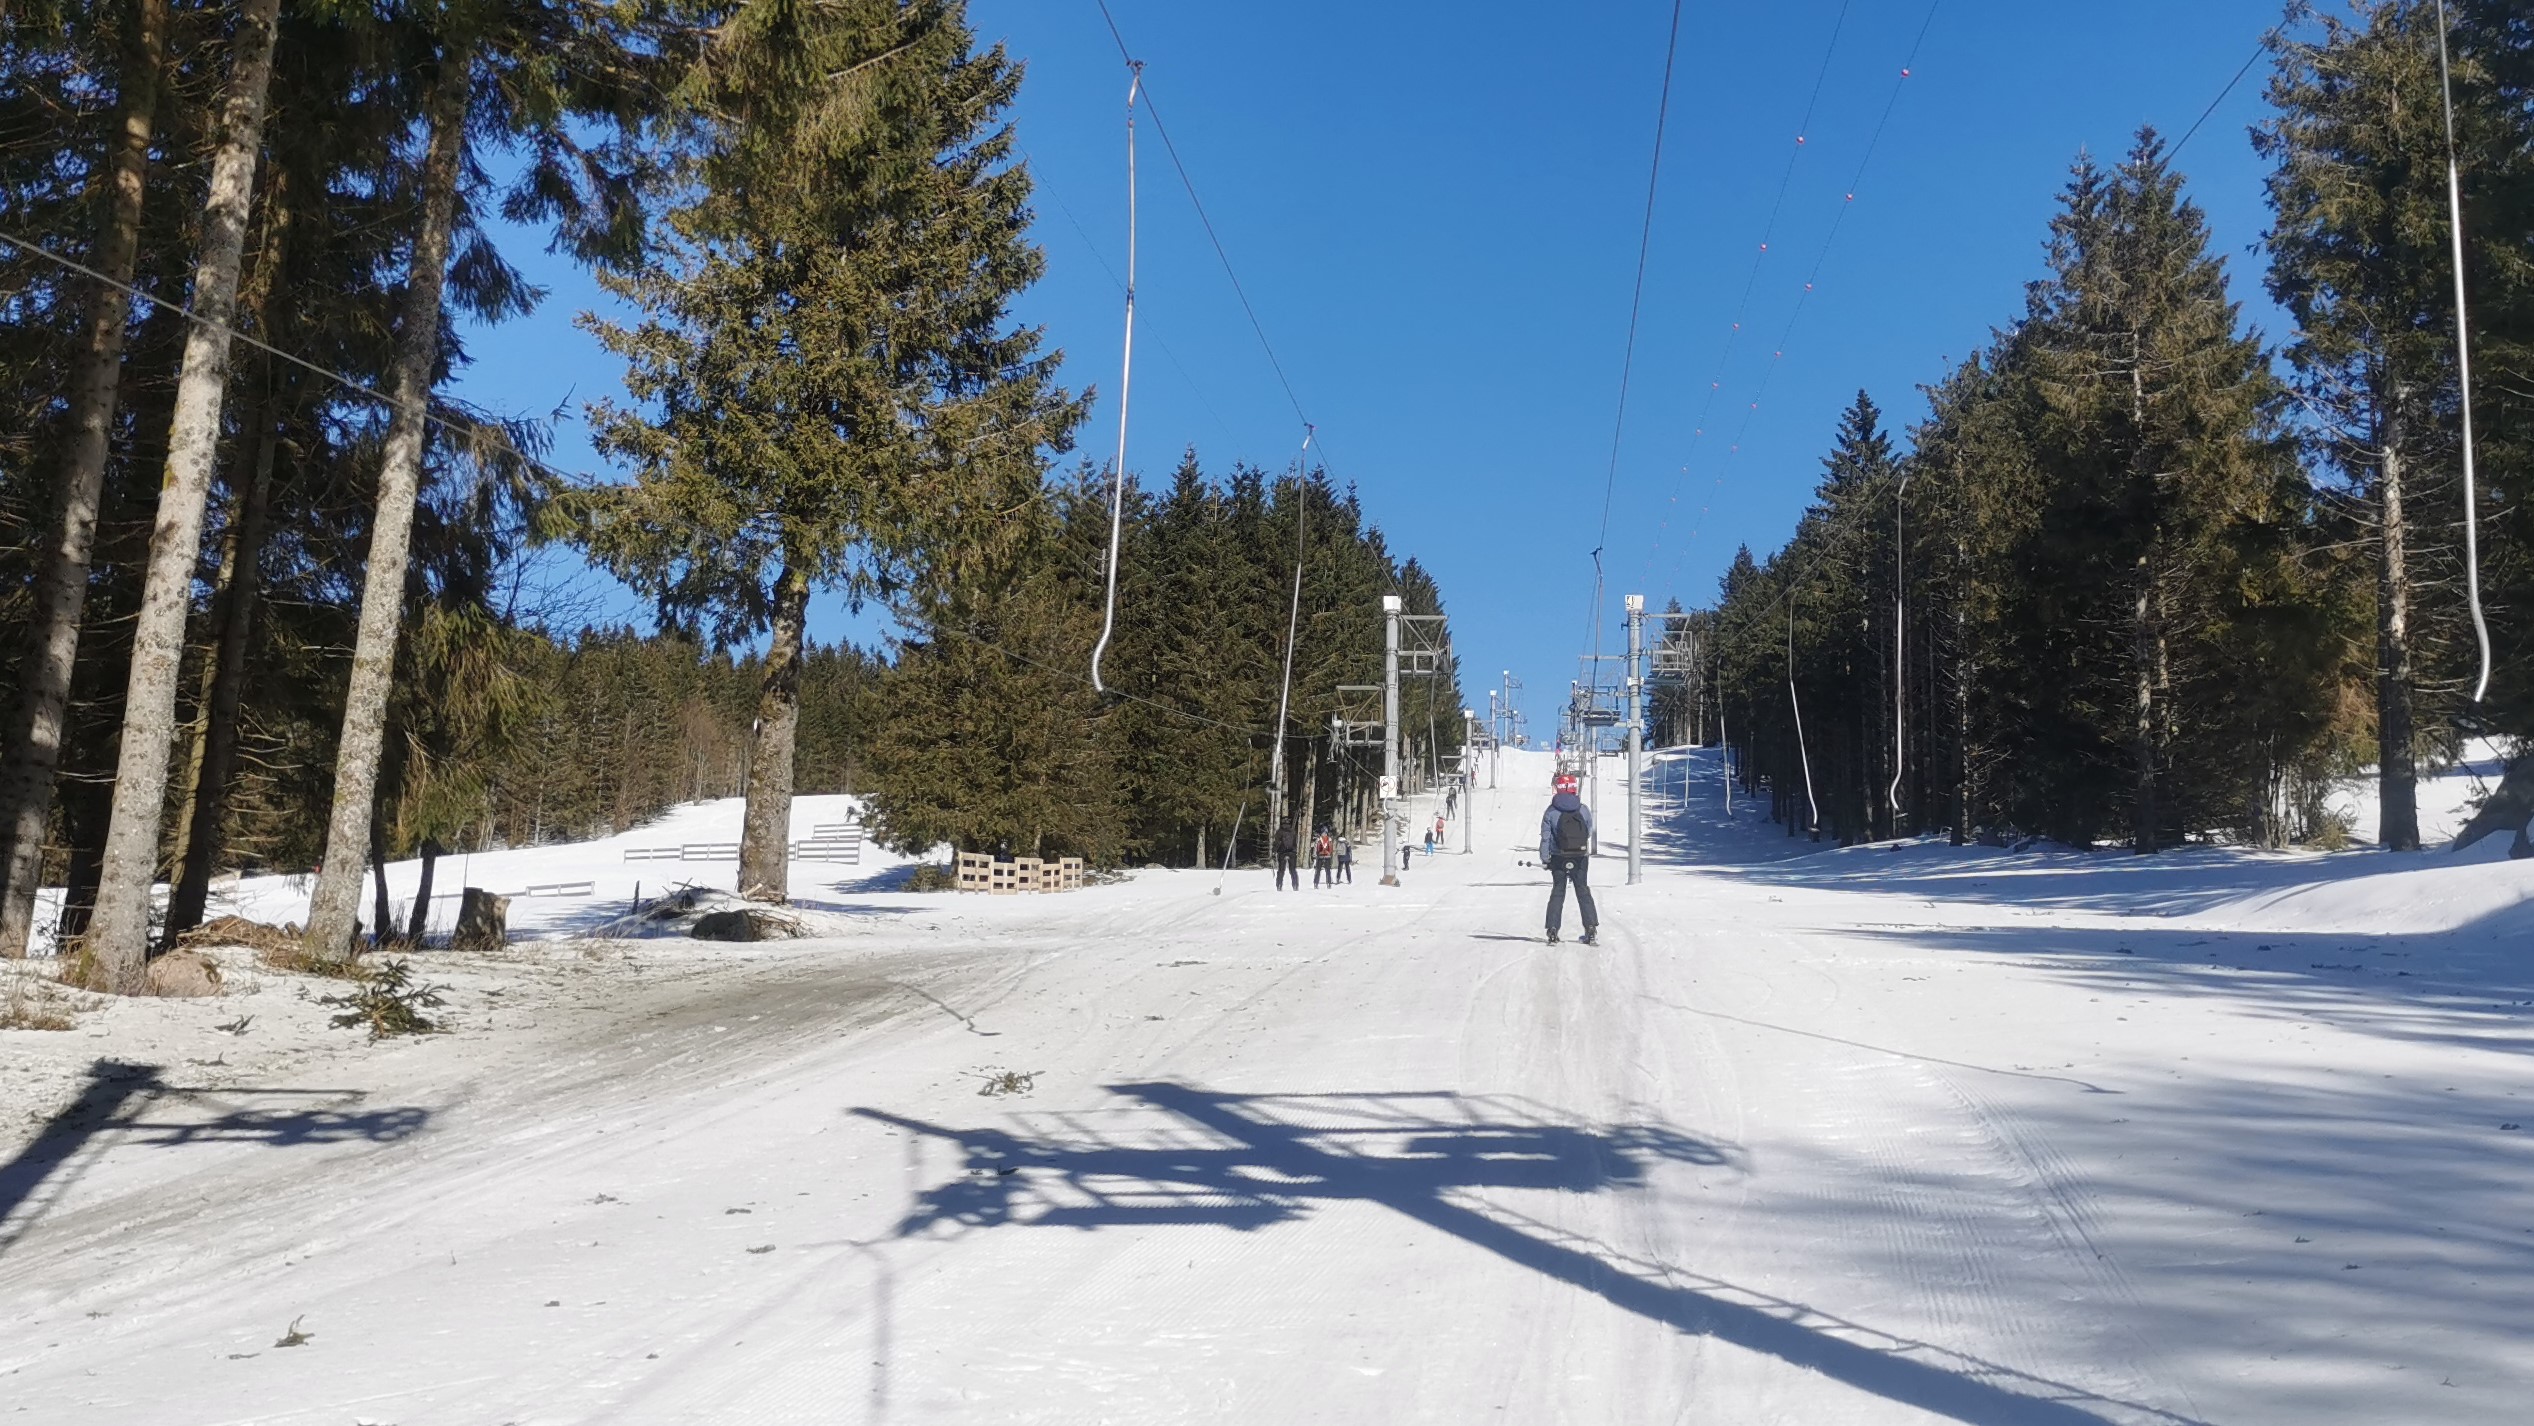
[856,1083,2203,1426]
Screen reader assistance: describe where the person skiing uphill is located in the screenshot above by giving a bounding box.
[1538,772,1597,945]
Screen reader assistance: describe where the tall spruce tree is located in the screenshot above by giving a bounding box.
[577,0,1081,902]
[2263,3,2470,849]
[2020,133,2282,849]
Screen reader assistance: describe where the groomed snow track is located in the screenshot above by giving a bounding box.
[4,749,2530,1423]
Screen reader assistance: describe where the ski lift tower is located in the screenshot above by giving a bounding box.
[1627,598,1705,885]
[1571,654,1627,820]
[1380,595,1402,883]
[1364,599,1450,881]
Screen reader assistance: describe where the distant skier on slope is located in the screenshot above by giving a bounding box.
[1273,818,1300,891]
[1538,772,1598,946]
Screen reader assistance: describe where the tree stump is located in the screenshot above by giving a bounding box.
[2450,753,2534,854]
[450,888,509,954]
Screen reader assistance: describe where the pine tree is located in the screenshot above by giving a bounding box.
[576,0,1081,903]
[80,0,283,989]
[2259,2,2510,847]
[2020,132,2282,849]
[305,0,678,955]
[0,0,169,959]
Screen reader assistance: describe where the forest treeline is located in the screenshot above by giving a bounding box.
[1681,1,2533,852]
[0,0,1457,988]
[867,457,1464,870]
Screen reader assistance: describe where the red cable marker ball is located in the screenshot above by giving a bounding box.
[1901,68,1911,78]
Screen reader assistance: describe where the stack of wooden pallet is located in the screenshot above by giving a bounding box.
[954,852,1085,893]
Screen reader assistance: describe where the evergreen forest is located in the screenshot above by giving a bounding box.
[1678,1,2534,855]
[0,0,1458,990]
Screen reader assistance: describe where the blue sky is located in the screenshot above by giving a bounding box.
[451,0,2296,737]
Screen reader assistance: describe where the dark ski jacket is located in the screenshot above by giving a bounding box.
[1273,821,1297,855]
[1539,792,1593,862]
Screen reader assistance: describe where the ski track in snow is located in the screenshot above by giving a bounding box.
[4,751,2532,1423]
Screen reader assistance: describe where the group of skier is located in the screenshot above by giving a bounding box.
[1263,767,1600,949]
[1270,819,1355,889]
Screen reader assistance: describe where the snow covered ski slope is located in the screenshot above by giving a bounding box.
[4,749,2530,1423]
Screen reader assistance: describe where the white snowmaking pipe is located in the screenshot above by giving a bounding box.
[1089,65,1142,695]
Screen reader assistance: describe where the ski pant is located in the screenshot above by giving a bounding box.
[1337,858,1352,883]
[1275,850,1299,889]
[1313,856,1332,886]
[1546,853,1597,936]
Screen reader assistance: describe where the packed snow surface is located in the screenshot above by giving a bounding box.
[4,750,2530,1424]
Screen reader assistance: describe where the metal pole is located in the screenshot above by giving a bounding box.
[1889,471,1909,832]
[1626,595,1643,885]
[1462,708,1476,855]
[1487,692,1500,789]
[1381,594,1401,885]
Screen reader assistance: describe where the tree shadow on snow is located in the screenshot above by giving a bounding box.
[0,1059,429,1256]
[1838,915,2534,1062]
[855,1083,2204,1426]
[1635,749,2521,922]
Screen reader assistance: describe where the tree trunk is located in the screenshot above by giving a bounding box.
[163,377,280,943]
[80,0,284,991]
[737,563,811,902]
[407,839,443,943]
[0,0,170,959]
[2377,398,2420,852]
[2131,552,2159,854]
[369,815,392,948]
[302,35,475,958]
[1953,590,1972,847]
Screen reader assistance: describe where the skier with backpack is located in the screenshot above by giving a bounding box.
[1273,818,1300,891]
[1538,772,1598,945]
[1312,827,1336,887]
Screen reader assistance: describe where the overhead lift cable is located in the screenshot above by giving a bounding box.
[1581,0,1687,662]
[1092,0,1317,441]
[1089,61,1145,693]
[1631,1,1856,581]
[2432,0,2493,705]
[0,222,1198,743]
[1654,0,1944,593]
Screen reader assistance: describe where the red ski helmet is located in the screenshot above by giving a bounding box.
[1553,772,1580,795]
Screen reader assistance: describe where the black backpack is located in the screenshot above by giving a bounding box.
[1554,807,1589,855]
